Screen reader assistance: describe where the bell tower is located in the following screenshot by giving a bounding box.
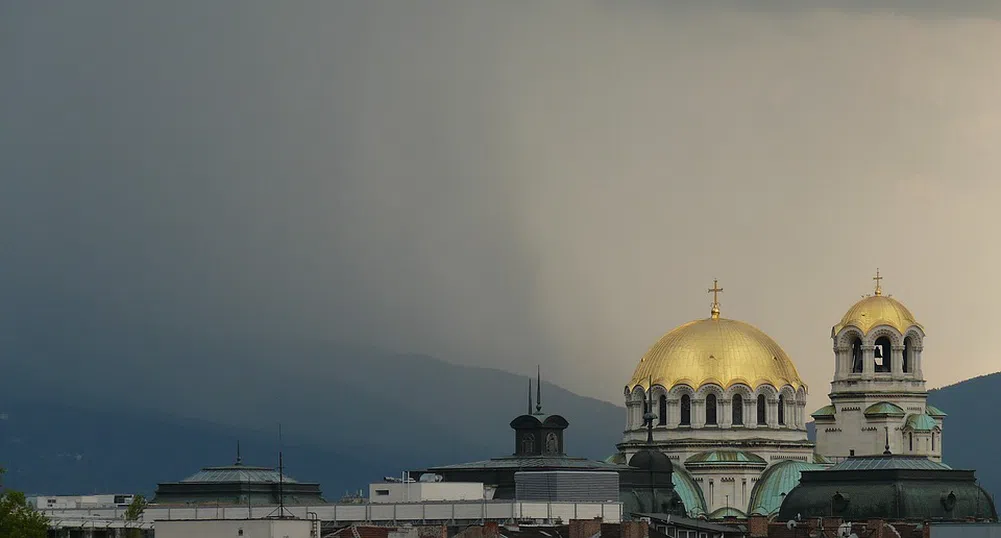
[815,271,943,462]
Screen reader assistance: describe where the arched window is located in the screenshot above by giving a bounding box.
[909,432,913,451]
[680,394,691,426]
[756,394,767,425]
[903,336,913,373]
[778,395,785,425]
[658,395,667,426]
[706,393,718,425]
[851,337,863,373]
[932,432,936,451]
[522,433,535,454]
[874,336,892,372]
[732,394,744,425]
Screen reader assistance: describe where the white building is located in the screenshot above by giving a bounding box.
[28,493,135,510]
[369,482,485,503]
[155,518,316,538]
[813,273,944,461]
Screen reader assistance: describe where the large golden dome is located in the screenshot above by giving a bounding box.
[832,294,922,336]
[628,317,806,392]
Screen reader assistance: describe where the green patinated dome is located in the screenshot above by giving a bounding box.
[748,460,826,516]
[709,506,747,520]
[672,465,708,517]
[685,450,766,469]
[904,413,938,432]
[926,404,948,417]
[811,405,836,419]
[864,402,906,417]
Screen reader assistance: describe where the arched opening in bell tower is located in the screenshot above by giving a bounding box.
[658,395,667,425]
[874,336,892,372]
[903,336,913,373]
[778,395,785,425]
[851,337,863,373]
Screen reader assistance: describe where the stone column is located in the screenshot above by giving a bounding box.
[721,398,732,427]
[863,345,875,376]
[768,398,779,428]
[891,345,904,378]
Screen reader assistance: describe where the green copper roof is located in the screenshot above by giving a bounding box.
[811,405,836,418]
[829,456,951,471]
[604,452,627,464]
[672,465,707,517]
[864,401,906,417]
[748,460,825,516]
[813,453,834,465]
[685,450,767,467]
[904,413,938,432]
[708,506,747,520]
[926,404,947,417]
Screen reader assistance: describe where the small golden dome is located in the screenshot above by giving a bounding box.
[832,294,922,336]
[628,317,806,392]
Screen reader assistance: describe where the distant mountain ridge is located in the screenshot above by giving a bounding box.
[2,327,998,500]
[0,329,623,496]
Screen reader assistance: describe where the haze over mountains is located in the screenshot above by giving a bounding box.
[2,329,998,500]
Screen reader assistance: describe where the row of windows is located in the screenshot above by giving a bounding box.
[647,394,788,426]
[850,335,917,373]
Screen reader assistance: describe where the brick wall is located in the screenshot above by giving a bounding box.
[569,518,603,538]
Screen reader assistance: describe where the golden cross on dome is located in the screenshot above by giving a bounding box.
[708,279,723,319]
[873,268,883,296]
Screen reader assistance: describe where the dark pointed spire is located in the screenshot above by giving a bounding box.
[883,426,892,455]
[236,440,242,465]
[528,379,533,415]
[535,365,542,414]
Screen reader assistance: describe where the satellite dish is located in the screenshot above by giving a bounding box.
[786,520,798,530]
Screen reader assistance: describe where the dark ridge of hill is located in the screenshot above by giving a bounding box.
[806,371,1001,497]
[0,329,625,496]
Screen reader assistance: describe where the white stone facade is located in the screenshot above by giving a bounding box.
[618,382,814,515]
[815,312,944,462]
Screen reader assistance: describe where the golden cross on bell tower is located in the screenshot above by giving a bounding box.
[708,279,723,319]
[873,268,883,296]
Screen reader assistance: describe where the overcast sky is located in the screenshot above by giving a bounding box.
[3,1,1001,409]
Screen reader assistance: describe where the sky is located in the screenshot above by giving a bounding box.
[3,1,1001,410]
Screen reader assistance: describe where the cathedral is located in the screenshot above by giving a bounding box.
[611,272,951,518]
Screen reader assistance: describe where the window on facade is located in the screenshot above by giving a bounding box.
[522,433,535,454]
[680,394,691,426]
[706,393,718,425]
[909,433,913,451]
[903,336,912,373]
[732,394,744,425]
[874,336,892,372]
[757,394,766,425]
[851,337,863,373]
[658,395,667,426]
[778,395,785,425]
[932,432,936,451]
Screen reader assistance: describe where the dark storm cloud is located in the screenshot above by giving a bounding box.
[3,1,1001,409]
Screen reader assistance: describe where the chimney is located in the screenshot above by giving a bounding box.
[621,521,649,538]
[483,522,500,538]
[748,515,769,538]
[569,518,602,538]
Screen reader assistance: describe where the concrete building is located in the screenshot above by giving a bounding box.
[155,518,317,538]
[369,482,485,504]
